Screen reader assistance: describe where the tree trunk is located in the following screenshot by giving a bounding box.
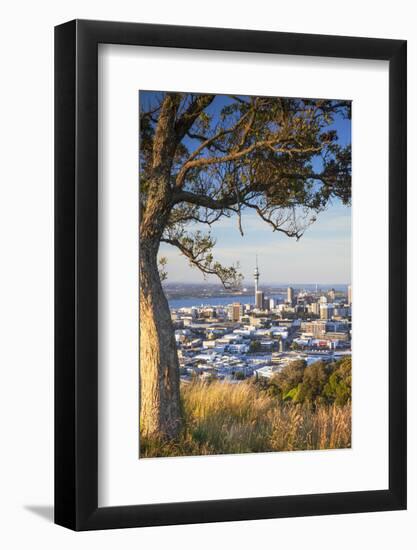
[139,237,182,440]
[139,94,183,441]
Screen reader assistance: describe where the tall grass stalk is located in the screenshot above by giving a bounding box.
[140,380,351,458]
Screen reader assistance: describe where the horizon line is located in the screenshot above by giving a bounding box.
[163,281,351,286]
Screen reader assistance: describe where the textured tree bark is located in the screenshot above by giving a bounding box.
[139,95,183,440]
[139,236,182,439]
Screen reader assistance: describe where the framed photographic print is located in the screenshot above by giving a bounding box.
[55,20,407,530]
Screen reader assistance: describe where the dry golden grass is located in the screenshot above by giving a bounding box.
[140,380,351,458]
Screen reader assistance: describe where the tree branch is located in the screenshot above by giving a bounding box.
[161,233,243,289]
[182,110,252,167]
[175,95,215,141]
[241,201,314,239]
[167,204,224,227]
[172,190,239,210]
[186,130,229,153]
[176,140,324,188]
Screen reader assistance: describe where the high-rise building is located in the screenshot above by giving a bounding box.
[269,298,276,310]
[348,285,352,306]
[255,290,264,310]
[228,302,243,322]
[287,287,294,305]
[320,303,334,320]
[328,288,336,302]
[310,302,320,316]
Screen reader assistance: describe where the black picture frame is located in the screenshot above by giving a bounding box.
[55,19,407,531]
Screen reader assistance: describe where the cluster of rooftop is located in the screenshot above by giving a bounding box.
[169,261,351,382]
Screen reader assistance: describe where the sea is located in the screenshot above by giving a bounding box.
[168,294,284,309]
[167,283,348,309]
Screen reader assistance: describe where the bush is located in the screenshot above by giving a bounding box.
[268,359,306,399]
[267,357,351,406]
[323,357,352,405]
[297,361,329,404]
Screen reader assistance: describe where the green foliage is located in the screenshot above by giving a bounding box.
[297,361,329,404]
[283,386,301,402]
[269,359,307,399]
[323,357,352,405]
[262,357,351,407]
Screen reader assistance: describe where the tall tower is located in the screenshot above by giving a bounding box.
[287,286,294,305]
[254,256,260,295]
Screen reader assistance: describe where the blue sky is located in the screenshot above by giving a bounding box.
[159,202,351,285]
[141,92,351,285]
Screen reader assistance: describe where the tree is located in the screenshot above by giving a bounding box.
[323,356,352,405]
[298,361,330,404]
[269,359,307,398]
[139,92,351,439]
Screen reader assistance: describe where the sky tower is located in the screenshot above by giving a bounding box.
[254,256,264,309]
[254,256,260,294]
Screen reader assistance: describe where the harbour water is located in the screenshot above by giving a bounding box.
[168,294,284,309]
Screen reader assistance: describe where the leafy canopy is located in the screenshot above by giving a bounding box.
[140,93,351,287]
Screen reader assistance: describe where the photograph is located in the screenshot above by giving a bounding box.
[139,91,352,458]
[0,0,409,542]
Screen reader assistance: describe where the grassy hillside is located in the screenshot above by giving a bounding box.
[140,372,351,458]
